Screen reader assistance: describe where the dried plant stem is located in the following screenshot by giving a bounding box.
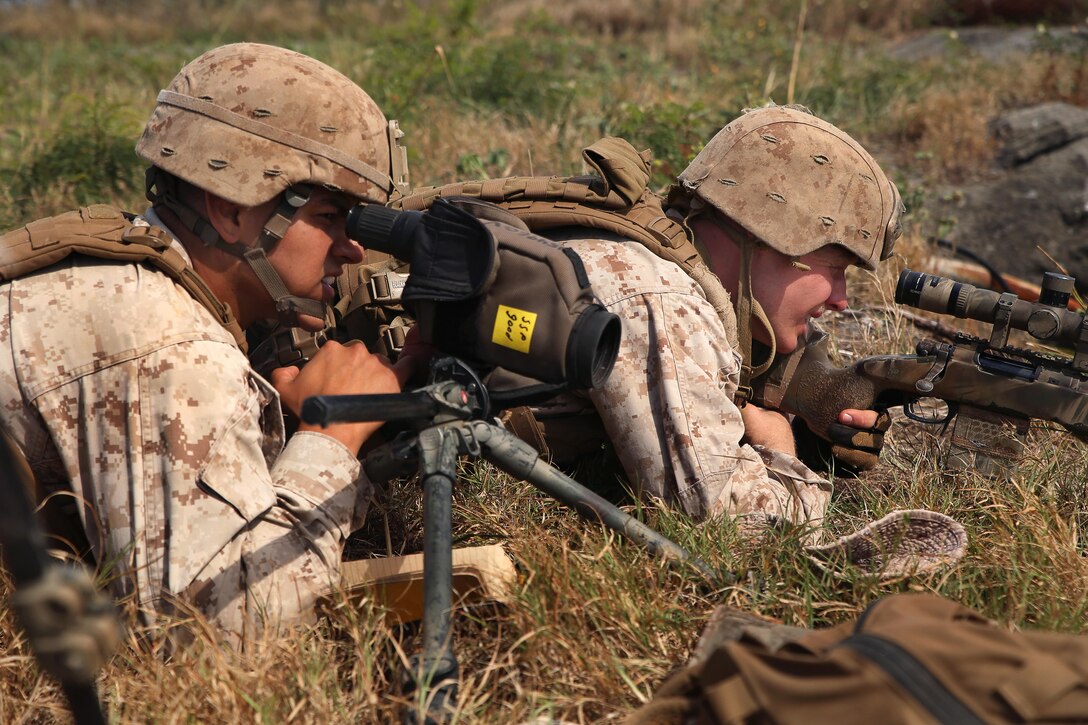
[787,0,808,104]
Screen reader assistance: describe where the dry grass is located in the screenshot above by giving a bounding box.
[3,0,1088,722]
[5,290,1088,722]
[10,438,1084,723]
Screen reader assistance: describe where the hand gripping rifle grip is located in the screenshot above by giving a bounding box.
[768,333,888,442]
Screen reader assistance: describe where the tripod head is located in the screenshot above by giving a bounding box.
[301,357,491,484]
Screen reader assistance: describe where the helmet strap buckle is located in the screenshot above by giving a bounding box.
[257,186,312,251]
[243,246,327,328]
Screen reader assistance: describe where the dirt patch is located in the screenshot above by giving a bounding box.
[881,25,1088,289]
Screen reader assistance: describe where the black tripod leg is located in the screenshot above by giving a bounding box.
[405,426,460,724]
[470,421,723,584]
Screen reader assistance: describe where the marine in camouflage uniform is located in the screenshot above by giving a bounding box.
[554,237,831,530]
[544,106,902,537]
[0,43,410,647]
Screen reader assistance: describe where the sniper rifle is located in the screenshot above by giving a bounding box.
[752,268,1088,478]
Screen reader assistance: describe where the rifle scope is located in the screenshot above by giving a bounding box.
[896,269,1083,345]
[346,199,620,392]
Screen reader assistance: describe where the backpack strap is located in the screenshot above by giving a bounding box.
[331,253,412,358]
[1,204,247,350]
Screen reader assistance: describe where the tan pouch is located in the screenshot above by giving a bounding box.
[334,544,516,624]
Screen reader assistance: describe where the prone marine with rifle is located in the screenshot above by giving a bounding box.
[324,105,1088,499]
[753,267,1088,479]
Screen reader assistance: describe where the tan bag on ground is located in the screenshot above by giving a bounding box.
[626,593,1088,724]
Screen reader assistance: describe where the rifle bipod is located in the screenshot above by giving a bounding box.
[303,359,720,724]
[0,431,119,725]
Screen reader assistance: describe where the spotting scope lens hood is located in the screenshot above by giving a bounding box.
[566,304,621,389]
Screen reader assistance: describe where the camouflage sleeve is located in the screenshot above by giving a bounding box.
[7,271,366,648]
[50,339,364,645]
[570,241,831,535]
[183,412,366,645]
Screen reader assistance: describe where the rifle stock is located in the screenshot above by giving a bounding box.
[753,322,1088,476]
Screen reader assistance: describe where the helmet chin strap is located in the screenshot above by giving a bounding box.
[146,169,327,327]
[733,237,776,407]
[690,204,777,407]
[242,187,327,325]
[674,201,779,407]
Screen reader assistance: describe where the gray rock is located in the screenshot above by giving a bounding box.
[929,133,1088,290]
[889,25,1088,63]
[989,102,1088,167]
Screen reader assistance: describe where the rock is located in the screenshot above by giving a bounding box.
[929,129,1088,290]
[889,25,1088,63]
[989,102,1088,167]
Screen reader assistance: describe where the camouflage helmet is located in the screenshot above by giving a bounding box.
[677,105,902,271]
[136,42,408,207]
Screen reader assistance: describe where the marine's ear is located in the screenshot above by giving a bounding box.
[203,191,248,245]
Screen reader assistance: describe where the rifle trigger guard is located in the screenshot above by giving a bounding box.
[915,343,952,393]
[904,399,952,425]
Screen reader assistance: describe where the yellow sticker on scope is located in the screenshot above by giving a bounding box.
[492,304,538,354]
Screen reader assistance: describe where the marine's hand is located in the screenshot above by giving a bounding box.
[823,407,892,473]
[392,325,432,387]
[740,403,796,456]
[271,340,400,454]
[838,409,879,428]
